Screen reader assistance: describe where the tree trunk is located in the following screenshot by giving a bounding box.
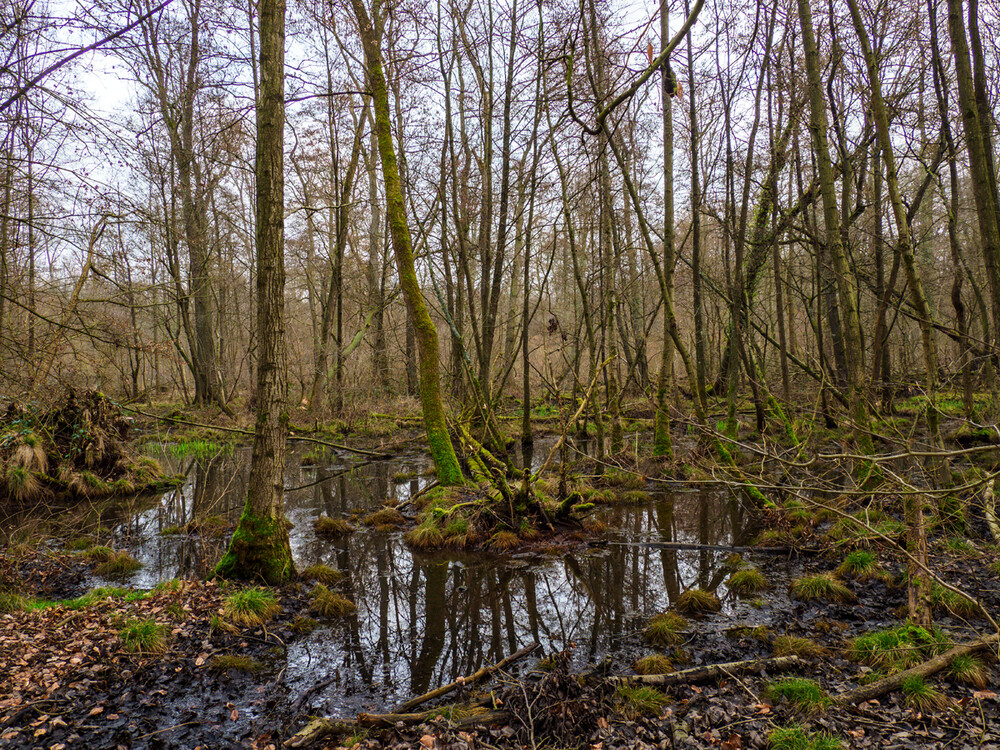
[215,0,294,584]
[350,0,462,485]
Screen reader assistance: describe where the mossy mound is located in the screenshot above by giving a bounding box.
[0,390,169,505]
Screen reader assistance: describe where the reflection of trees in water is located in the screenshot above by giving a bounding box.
[133,447,752,712]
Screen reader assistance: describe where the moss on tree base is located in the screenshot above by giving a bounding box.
[214,507,295,585]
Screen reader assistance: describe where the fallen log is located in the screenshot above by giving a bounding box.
[837,632,999,705]
[983,480,1000,544]
[393,641,539,713]
[283,709,509,747]
[610,654,801,686]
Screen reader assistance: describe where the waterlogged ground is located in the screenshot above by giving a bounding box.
[107,440,770,716]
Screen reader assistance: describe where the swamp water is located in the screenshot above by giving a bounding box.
[102,439,778,717]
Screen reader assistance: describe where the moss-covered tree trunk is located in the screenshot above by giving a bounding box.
[215,0,294,584]
[350,0,462,485]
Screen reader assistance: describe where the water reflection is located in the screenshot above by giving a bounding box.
[113,443,752,714]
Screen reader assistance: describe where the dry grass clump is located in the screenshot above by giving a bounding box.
[674,587,722,616]
[86,546,142,577]
[314,516,355,538]
[488,530,520,552]
[363,507,406,529]
[901,676,949,712]
[632,654,674,675]
[772,635,826,659]
[300,564,345,585]
[310,583,357,617]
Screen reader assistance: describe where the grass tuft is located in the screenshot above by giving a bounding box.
[949,654,988,688]
[405,518,445,548]
[310,583,357,617]
[790,574,856,604]
[931,584,980,618]
[727,567,770,596]
[314,516,355,538]
[768,724,843,750]
[836,550,882,580]
[489,530,521,552]
[0,590,26,613]
[209,654,263,673]
[772,635,825,659]
[674,587,722,616]
[848,624,950,671]
[632,654,674,675]
[644,612,687,647]
[615,684,668,719]
[765,677,830,711]
[119,618,167,653]
[223,587,281,627]
[300,564,345,585]
[901,675,949,712]
[363,507,406,528]
[87,547,142,577]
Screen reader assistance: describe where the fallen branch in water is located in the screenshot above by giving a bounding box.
[394,641,539,713]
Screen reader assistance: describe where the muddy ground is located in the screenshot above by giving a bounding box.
[0,527,998,750]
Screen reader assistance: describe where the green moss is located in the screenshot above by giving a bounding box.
[214,506,295,584]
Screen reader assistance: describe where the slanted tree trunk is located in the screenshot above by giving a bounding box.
[350,0,462,485]
[796,0,872,455]
[215,0,294,584]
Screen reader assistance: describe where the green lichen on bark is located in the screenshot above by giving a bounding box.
[214,507,295,585]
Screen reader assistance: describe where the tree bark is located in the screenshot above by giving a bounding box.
[215,0,294,584]
[350,0,463,485]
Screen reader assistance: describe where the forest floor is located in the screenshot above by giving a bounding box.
[1,402,1000,749]
[0,515,998,749]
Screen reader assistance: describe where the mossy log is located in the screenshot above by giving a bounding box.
[836,632,999,705]
[284,710,509,747]
[609,655,801,686]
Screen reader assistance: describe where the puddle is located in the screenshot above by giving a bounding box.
[99,439,775,715]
